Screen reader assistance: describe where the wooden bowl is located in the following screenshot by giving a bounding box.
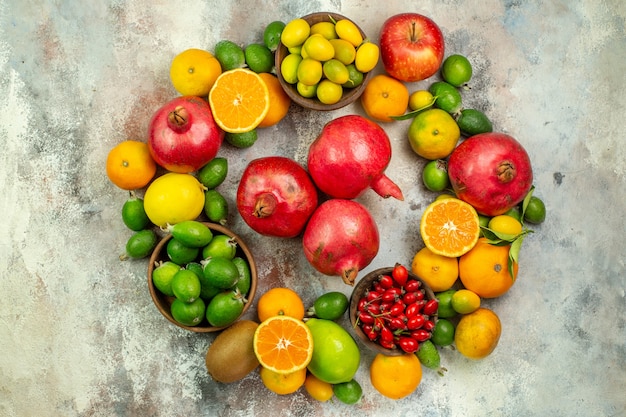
[147,222,257,333]
[349,267,437,355]
[275,12,373,111]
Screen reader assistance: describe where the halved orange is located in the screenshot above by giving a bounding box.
[253,315,313,374]
[208,68,270,133]
[419,198,480,258]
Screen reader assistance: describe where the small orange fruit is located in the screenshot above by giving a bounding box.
[411,246,459,292]
[257,287,305,322]
[420,198,480,258]
[208,68,270,133]
[257,73,291,128]
[304,373,334,402]
[459,237,518,298]
[169,48,222,97]
[370,353,422,399]
[454,307,502,359]
[106,140,156,190]
[360,74,409,122]
[259,366,307,395]
[253,315,314,374]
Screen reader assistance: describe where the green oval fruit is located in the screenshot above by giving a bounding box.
[436,289,458,319]
[429,81,462,115]
[171,298,205,326]
[122,195,150,231]
[305,318,360,384]
[431,318,455,347]
[415,340,447,376]
[225,130,258,149]
[185,262,204,280]
[171,269,202,303]
[215,40,245,71]
[333,379,362,405]
[204,189,229,225]
[309,292,349,320]
[263,21,286,52]
[456,108,493,136]
[524,196,546,224]
[441,54,473,87]
[198,157,228,189]
[244,43,274,73]
[202,234,237,260]
[152,261,181,297]
[232,257,252,295]
[124,229,157,259]
[422,159,450,192]
[168,220,213,248]
[202,256,240,289]
[205,290,245,327]
[167,238,200,265]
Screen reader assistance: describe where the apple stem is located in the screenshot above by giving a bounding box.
[410,21,418,42]
[167,105,190,130]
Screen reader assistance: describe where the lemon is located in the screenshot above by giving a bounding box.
[143,173,206,227]
[281,18,310,48]
[322,59,349,84]
[297,58,323,86]
[355,41,379,73]
[407,108,461,160]
[409,90,436,111]
[169,48,221,97]
[303,34,335,62]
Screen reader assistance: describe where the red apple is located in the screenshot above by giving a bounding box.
[148,96,224,173]
[379,13,445,82]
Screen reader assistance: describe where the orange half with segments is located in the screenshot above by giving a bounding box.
[253,315,313,374]
[420,198,480,258]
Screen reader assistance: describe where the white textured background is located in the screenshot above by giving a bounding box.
[1,1,624,416]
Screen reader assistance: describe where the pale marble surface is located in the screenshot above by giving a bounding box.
[1,1,625,416]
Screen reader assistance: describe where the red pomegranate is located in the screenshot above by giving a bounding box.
[236,156,318,238]
[448,132,533,216]
[302,199,380,286]
[307,115,403,200]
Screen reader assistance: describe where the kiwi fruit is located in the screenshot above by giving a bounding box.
[205,320,260,383]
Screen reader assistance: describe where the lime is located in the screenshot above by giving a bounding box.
[441,54,473,87]
[121,195,150,231]
[171,269,202,303]
[281,18,310,49]
[214,40,246,71]
[280,53,302,84]
[143,173,206,228]
[297,81,317,98]
[456,108,493,136]
[171,298,205,326]
[451,289,481,314]
[333,379,362,405]
[202,256,240,289]
[167,220,213,248]
[431,318,455,346]
[124,229,157,259]
[263,20,286,51]
[316,80,342,105]
[329,38,355,65]
[310,21,337,40]
[244,43,274,73]
[342,64,364,88]
[422,159,450,192]
[309,292,349,320]
[197,157,228,189]
[322,59,349,84]
[204,189,228,225]
[225,129,257,148]
[524,196,546,224]
[297,58,323,86]
[429,81,463,115]
[167,238,200,265]
[202,234,237,260]
[205,290,245,327]
[152,261,180,296]
[232,257,252,295]
[436,289,457,319]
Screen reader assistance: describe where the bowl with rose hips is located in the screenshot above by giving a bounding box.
[349,264,439,355]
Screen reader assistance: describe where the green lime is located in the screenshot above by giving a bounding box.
[166,237,200,265]
[171,269,202,303]
[456,108,493,136]
[124,229,157,259]
[197,157,228,189]
[429,81,462,115]
[202,256,240,289]
[280,53,303,84]
[322,59,349,84]
[441,54,473,87]
[171,297,206,326]
[202,234,237,260]
[232,257,252,295]
[185,262,204,281]
[205,290,245,327]
[264,20,286,51]
[422,159,450,192]
[152,261,181,297]
[524,196,546,224]
[431,318,455,347]
[332,379,363,405]
[296,81,317,98]
[309,292,349,320]
[204,189,229,225]
[122,195,150,231]
[167,220,213,248]
[244,43,274,73]
[225,129,257,148]
[436,289,457,319]
[214,40,246,71]
[342,64,364,88]
[415,340,446,376]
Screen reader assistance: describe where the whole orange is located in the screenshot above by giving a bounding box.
[360,74,409,122]
[106,140,156,190]
[459,237,518,298]
[370,353,422,399]
[454,307,502,359]
[257,287,305,322]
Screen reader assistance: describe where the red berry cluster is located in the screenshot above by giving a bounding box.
[355,264,439,353]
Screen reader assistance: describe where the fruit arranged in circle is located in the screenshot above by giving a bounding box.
[169,48,222,97]
[208,68,270,133]
[369,353,422,400]
[420,198,480,258]
[259,366,307,395]
[454,307,502,359]
[459,237,518,298]
[257,73,291,128]
[408,108,461,160]
[143,173,206,227]
[360,74,409,122]
[257,287,306,322]
[411,246,459,292]
[253,315,314,374]
[106,140,157,190]
[304,373,333,402]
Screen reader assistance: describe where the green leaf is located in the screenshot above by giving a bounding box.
[508,236,524,278]
[520,186,535,224]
